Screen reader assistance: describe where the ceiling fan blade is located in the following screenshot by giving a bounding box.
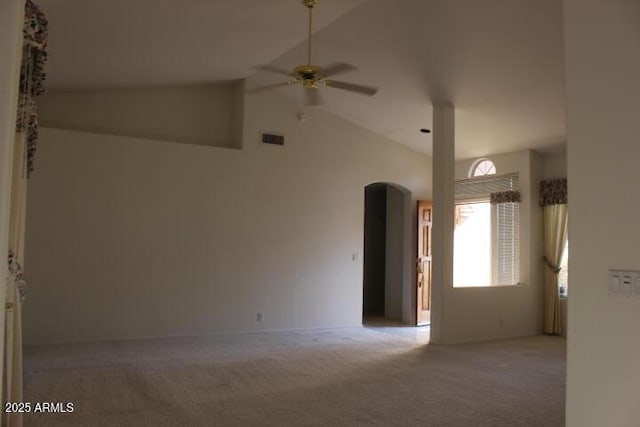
[304,87,323,106]
[325,80,378,96]
[254,64,293,77]
[321,62,357,79]
[247,81,296,94]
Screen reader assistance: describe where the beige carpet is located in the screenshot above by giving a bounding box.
[23,325,565,426]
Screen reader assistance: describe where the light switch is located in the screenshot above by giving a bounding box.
[609,271,621,296]
[634,275,640,297]
[621,275,633,297]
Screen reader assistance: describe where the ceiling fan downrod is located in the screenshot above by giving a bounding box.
[304,0,317,66]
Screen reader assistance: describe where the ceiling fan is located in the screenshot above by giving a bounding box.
[250,0,378,106]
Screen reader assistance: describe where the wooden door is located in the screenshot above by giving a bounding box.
[416,201,432,325]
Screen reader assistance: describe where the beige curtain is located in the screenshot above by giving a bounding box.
[4,132,27,427]
[543,203,568,335]
[3,3,47,425]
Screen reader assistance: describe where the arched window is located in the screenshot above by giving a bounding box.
[470,159,496,177]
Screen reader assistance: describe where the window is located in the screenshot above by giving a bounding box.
[470,159,496,177]
[558,240,568,297]
[454,202,491,286]
[453,169,520,287]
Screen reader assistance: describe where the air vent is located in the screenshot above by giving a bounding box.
[261,132,285,146]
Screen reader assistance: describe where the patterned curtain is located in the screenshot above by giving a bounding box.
[16,0,48,178]
[8,0,47,307]
[5,134,28,427]
[539,179,568,335]
[5,2,47,426]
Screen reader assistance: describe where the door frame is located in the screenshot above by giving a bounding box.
[416,200,432,325]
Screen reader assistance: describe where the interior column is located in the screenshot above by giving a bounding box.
[430,105,455,344]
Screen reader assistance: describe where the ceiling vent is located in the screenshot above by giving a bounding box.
[261,132,285,146]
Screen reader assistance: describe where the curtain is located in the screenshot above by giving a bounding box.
[18,0,47,178]
[5,133,27,427]
[540,179,568,335]
[4,3,47,426]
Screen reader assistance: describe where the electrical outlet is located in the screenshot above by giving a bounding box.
[256,312,263,322]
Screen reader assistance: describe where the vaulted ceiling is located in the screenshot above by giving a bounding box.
[39,0,566,158]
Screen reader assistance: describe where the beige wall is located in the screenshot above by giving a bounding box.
[39,82,244,149]
[24,87,432,344]
[542,149,566,180]
[440,150,544,343]
[384,185,406,322]
[564,0,640,425]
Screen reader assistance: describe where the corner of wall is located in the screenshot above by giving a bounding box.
[231,79,246,150]
[528,150,545,332]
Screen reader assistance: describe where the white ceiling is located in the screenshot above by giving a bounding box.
[39,0,566,158]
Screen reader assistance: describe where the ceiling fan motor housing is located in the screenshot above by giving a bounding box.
[293,65,321,87]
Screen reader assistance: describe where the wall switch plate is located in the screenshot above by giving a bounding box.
[609,270,640,298]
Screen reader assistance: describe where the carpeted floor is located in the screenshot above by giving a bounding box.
[23,325,565,426]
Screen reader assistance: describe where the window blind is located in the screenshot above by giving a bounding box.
[496,202,520,285]
[455,173,519,200]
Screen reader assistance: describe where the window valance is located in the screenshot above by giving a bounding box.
[16,0,48,178]
[539,179,567,206]
[490,190,521,204]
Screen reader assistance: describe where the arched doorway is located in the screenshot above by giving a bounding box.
[362,182,411,324]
